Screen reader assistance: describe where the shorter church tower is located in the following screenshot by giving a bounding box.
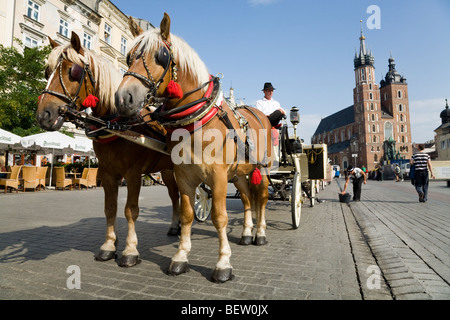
[379,54,412,161]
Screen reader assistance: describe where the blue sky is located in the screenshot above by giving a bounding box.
[113,0,450,144]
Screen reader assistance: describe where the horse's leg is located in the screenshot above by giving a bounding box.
[250,173,269,246]
[161,169,181,236]
[95,172,119,261]
[119,172,142,267]
[233,176,253,245]
[210,175,234,282]
[168,170,196,276]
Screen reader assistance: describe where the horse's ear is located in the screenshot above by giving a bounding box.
[70,32,84,55]
[160,12,171,42]
[48,37,59,49]
[129,17,143,38]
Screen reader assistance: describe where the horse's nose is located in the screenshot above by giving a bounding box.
[115,86,140,118]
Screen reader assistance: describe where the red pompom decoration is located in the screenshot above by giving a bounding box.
[250,168,262,185]
[82,94,99,108]
[166,80,183,99]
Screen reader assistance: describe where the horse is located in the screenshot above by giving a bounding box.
[36,31,180,268]
[115,13,273,282]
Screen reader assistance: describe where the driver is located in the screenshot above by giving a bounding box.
[255,82,286,127]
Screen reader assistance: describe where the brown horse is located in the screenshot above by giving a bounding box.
[36,32,180,267]
[116,13,273,282]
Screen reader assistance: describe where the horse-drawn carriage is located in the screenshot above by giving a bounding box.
[193,106,328,229]
[36,12,329,282]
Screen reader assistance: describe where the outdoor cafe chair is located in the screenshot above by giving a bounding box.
[0,165,22,193]
[55,167,73,191]
[87,168,98,189]
[22,166,39,192]
[73,168,89,190]
[37,166,48,191]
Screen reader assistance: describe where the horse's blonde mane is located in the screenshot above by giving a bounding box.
[46,45,122,114]
[130,28,210,89]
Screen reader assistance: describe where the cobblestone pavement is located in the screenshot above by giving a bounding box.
[0,178,449,302]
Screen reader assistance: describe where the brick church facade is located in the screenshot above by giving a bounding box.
[311,27,412,171]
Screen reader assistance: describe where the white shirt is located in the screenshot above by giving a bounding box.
[351,168,364,179]
[255,98,281,116]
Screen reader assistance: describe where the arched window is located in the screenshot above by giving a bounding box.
[398,90,402,98]
[401,125,405,133]
[374,154,378,162]
[372,124,376,132]
[384,122,393,140]
[373,135,377,143]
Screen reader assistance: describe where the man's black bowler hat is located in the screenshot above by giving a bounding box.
[262,82,275,91]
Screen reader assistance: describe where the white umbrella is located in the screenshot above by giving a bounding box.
[0,128,21,150]
[73,135,95,156]
[21,131,76,187]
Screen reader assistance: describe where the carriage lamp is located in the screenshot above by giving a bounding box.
[290,107,300,126]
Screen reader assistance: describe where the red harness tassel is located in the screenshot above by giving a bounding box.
[166,80,183,99]
[82,94,99,108]
[250,168,262,185]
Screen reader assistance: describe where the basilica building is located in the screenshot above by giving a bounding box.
[311,27,412,171]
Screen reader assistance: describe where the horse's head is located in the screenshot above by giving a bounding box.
[37,32,120,131]
[116,13,210,119]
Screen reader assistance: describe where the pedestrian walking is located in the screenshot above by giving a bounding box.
[341,165,367,201]
[410,144,435,202]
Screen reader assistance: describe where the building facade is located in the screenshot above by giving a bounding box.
[0,0,153,74]
[434,99,450,160]
[312,27,412,171]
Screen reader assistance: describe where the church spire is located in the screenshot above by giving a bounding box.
[354,20,374,69]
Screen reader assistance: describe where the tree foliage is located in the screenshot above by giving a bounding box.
[0,39,52,136]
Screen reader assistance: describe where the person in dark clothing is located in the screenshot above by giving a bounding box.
[410,144,435,202]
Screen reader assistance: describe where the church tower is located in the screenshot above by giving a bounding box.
[352,22,381,168]
[380,55,412,161]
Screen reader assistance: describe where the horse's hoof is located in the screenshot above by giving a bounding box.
[253,236,268,246]
[119,255,141,267]
[168,261,189,275]
[94,250,116,261]
[167,227,181,236]
[212,268,234,283]
[239,236,253,246]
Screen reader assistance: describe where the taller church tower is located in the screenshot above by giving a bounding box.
[352,22,381,168]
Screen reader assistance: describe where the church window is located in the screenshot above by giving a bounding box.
[370,103,374,111]
[384,122,393,140]
[398,90,402,98]
[399,104,403,112]
[401,136,405,143]
[400,114,404,122]
[369,83,372,90]
[401,125,404,133]
[372,124,376,132]
[370,93,373,100]
[372,114,375,121]
[374,154,378,162]
[371,146,374,152]
[373,135,376,143]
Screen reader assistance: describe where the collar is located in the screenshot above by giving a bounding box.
[155,76,224,133]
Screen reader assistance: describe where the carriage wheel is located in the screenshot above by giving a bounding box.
[291,172,302,229]
[194,183,212,222]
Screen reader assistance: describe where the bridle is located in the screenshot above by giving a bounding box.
[123,40,176,109]
[41,52,97,112]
